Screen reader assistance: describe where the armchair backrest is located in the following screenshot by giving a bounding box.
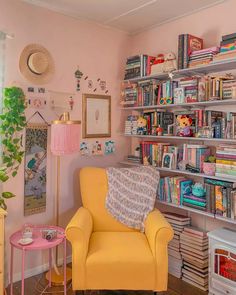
[80,167,135,232]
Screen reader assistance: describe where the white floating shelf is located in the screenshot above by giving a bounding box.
[157,201,236,224]
[124,58,236,83]
[121,99,236,111]
[119,161,236,182]
[123,134,236,143]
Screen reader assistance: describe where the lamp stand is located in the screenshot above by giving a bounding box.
[45,156,72,286]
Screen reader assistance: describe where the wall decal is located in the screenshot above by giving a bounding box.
[104,140,115,155]
[38,87,45,93]
[99,80,106,91]
[88,80,93,89]
[80,141,90,156]
[74,67,83,91]
[91,141,103,155]
[28,87,34,92]
[28,97,46,109]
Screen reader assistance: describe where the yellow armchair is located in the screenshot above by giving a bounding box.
[66,167,173,293]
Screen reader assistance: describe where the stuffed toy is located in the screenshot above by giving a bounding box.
[137,116,147,135]
[163,52,177,73]
[150,54,165,75]
[177,115,193,137]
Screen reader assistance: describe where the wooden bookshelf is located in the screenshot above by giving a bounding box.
[123,134,236,143]
[123,58,236,82]
[121,98,236,111]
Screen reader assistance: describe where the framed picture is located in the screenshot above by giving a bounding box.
[162,153,173,169]
[82,93,111,138]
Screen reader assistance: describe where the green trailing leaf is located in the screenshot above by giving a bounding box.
[2,192,15,199]
[0,86,26,209]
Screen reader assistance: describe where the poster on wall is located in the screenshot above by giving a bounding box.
[24,123,48,216]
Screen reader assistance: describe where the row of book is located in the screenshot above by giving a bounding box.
[215,145,236,179]
[204,178,236,218]
[124,54,155,80]
[180,227,209,291]
[124,109,236,139]
[121,76,236,108]
[157,176,236,218]
[163,212,191,279]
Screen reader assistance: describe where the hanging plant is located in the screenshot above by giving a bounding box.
[0,87,26,209]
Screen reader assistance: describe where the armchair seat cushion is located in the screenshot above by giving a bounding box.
[86,232,155,290]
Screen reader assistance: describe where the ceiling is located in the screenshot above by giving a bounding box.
[22,0,226,35]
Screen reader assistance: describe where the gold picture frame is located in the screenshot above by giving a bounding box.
[82,93,111,138]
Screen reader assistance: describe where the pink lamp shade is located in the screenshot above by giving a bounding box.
[51,113,81,156]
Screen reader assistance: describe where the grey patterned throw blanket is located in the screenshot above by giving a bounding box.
[105,166,160,231]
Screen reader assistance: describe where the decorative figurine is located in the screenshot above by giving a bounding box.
[74,67,83,91]
[176,115,193,137]
[137,117,147,135]
[163,52,177,73]
[156,125,163,136]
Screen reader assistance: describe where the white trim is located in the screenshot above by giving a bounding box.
[10,255,71,284]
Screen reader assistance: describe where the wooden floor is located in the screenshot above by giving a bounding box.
[6,273,207,295]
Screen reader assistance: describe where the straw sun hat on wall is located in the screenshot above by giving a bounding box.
[19,44,55,85]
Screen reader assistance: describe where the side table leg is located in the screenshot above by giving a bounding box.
[10,245,14,295]
[21,249,25,295]
[63,239,67,295]
[49,248,52,287]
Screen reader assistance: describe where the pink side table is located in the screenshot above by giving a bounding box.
[9,225,67,295]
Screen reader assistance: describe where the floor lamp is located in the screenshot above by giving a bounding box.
[46,112,81,285]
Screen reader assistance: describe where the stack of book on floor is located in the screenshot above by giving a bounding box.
[215,145,236,178]
[124,115,138,135]
[163,212,191,278]
[188,47,219,68]
[180,227,209,291]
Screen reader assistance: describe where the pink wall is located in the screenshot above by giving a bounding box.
[130,0,236,232]
[0,0,130,281]
[2,0,236,284]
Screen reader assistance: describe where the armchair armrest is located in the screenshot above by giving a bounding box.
[145,209,174,291]
[66,207,93,290]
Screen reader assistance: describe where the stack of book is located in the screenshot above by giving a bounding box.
[180,227,209,292]
[182,193,207,211]
[216,145,236,178]
[183,144,210,173]
[158,176,193,205]
[222,79,236,99]
[126,155,141,164]
[178,34,203,69]
[188,47,219,68]
[212,33,236,63]
[178,77,198,102]
[121,81,138,107]
[124,115,138,135]
[204,178,236,218]
[124,55,156,80]
[163,212,191,279]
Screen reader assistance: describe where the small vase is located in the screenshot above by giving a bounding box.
[203,162,216,176]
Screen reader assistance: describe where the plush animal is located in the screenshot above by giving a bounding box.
[150,54,165,75]
[177,115,193,137]
[192,183,206,198]
[137,117,147,135]
[163,52,177,72]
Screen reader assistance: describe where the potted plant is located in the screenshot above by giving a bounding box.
[0,87,26,209]
[203,155,216,176]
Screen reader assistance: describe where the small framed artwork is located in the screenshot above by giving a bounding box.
[162,153,173,169]
[82,93,111,138]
